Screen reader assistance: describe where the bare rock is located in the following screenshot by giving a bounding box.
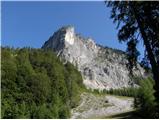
[42,25,146,90]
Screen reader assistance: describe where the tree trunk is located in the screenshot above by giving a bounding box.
[131,2,159,103]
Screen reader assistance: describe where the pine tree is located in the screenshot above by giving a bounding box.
[106,0,159,106]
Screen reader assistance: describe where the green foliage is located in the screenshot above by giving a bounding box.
[65,62,84,108]
[102,78,158,118]
[134,78,158,118]
[102,87,139,97]
[1,47,84,119]
[106,1,158,72]
[106,2,159,108]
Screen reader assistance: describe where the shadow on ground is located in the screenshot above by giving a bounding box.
[104,111,143,119]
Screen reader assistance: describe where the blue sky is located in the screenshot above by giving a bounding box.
[1,1,144,60]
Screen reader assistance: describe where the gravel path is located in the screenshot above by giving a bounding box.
[71,93,134,119]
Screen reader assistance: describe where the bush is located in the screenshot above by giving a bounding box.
[134,77,158,118]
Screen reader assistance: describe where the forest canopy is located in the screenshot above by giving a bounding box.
[1,47,84,119]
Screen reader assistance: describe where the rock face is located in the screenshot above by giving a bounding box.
[42,25,145,90]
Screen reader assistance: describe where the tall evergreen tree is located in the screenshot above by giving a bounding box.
[106,1,159,103]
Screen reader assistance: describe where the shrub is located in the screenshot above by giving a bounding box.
[134,77,158,118]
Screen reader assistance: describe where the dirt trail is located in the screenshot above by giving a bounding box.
[71,93,134,119]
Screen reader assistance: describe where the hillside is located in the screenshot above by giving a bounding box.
[1,26,157,119]
[1,47,84,118]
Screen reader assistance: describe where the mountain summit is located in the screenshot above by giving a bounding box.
[42,26,145,90]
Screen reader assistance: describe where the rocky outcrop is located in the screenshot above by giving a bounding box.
[42,25,145,90]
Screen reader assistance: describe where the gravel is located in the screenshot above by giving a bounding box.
[71,93,134,119]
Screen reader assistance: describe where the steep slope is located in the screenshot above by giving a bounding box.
[1,48,84,119]
[42,26,145,90]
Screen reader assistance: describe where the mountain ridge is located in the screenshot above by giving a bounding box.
[42,25,126,55]
[42,25,145,90]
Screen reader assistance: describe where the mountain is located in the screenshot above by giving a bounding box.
[42,25,145,90]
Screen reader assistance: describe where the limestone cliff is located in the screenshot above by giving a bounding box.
[42,26,145,90]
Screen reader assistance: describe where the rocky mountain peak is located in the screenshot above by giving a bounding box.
[42,25,74,50]
[42,26,145,90]
[61,25,75,45]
